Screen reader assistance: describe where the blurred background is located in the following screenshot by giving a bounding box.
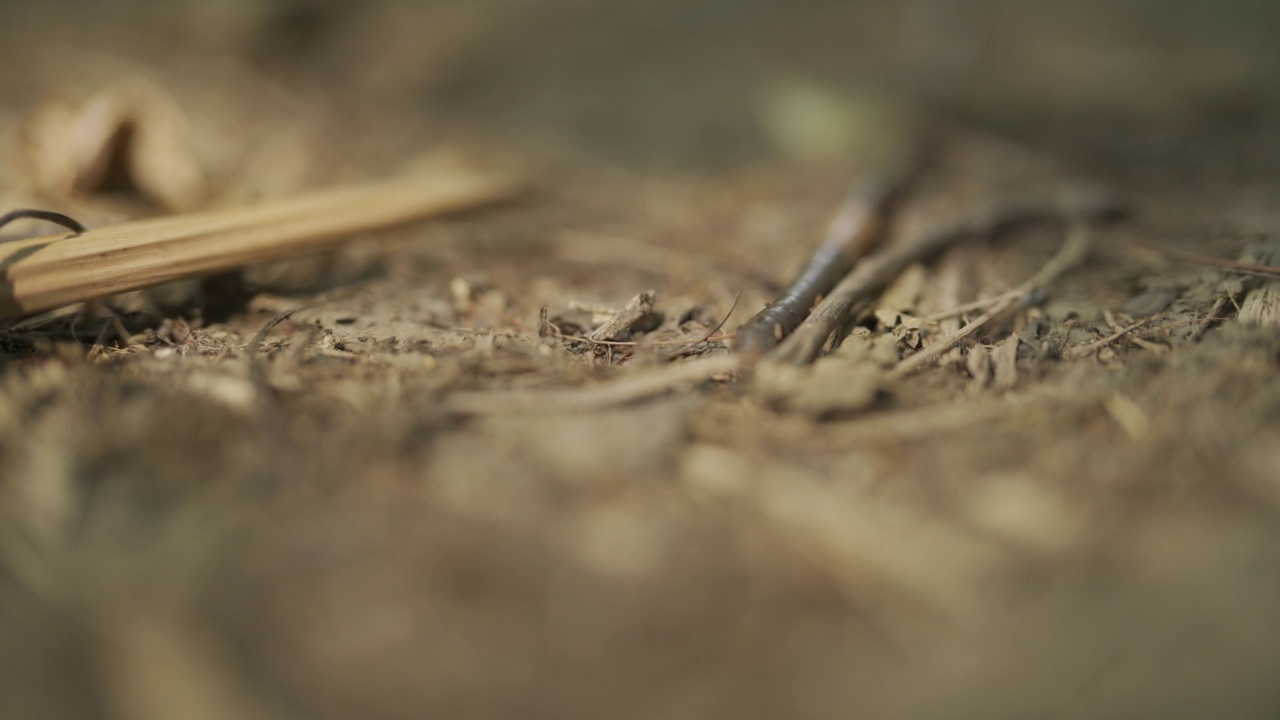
[3,3,1280,720]
[3,0,1278,178]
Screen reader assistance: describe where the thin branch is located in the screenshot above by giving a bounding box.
[771,191,1109,365]
[1132,241,1280,280]
[246,299,321,444]
[696,291,741,343]
[734,172,905,355]
[445,355,740,415]
[538,294,740,352]
[0,166,523,320]
[248,301,314,357]
[548,330,732,349]
[1064,317,1150,359]
[889,222,1092,378]
[924,288,1022,322]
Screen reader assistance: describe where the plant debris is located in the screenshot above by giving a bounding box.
[2,3,1280,719]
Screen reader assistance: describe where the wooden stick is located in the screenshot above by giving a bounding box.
[767,198,1026,364]
[732,172,905,355]
[0,167,523,320]
[769,191,1117,365]
[888,222,1092,378]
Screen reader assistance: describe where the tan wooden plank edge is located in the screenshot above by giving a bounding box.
[0,166,523,320]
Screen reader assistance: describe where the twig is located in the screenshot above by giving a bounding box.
[768,208,1000,364]
[924,224,1098,323]
[889,223,1091,378]
[248,302,314,357]
[734,172,905,355]
[445,354,740,414]
[537,294,740,352]
[86,319,113,361]
[924,287,1021,322]
[1131,242,1280,280]
[1064,317,1150,359]
[247,300,314,396]
[697,292,740,343]
[588,290,658,342]
[770,186,1113,365]
[1223,280,1243,314]
[549,330,732,349]
[0,166,523,320]
[894,300,1014,379]
[246,299,320,442]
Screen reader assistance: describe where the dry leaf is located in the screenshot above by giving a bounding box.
[23,79,209,211]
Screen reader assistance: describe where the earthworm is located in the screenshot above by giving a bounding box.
[733,172,904,355]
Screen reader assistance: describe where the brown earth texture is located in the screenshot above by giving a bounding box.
[2,1,1280,718]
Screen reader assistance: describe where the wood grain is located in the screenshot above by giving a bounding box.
[0,167,523,320]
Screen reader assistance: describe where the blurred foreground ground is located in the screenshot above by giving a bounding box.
[2,2,1280,718]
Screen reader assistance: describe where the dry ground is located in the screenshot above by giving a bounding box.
[2,2,1280,718]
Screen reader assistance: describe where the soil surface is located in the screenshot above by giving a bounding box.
[3,2,1280,718]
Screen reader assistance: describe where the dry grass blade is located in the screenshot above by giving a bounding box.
[890,222,1092,377]
[767,213,985,364]
[246,300,319,443]
[0,166,523,320]
[771,188,1112,365]
[1064,317,1149,359]
[1135,242,1280,280]
[445,355,739,414]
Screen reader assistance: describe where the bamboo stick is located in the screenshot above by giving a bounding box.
[0,166,523,320]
